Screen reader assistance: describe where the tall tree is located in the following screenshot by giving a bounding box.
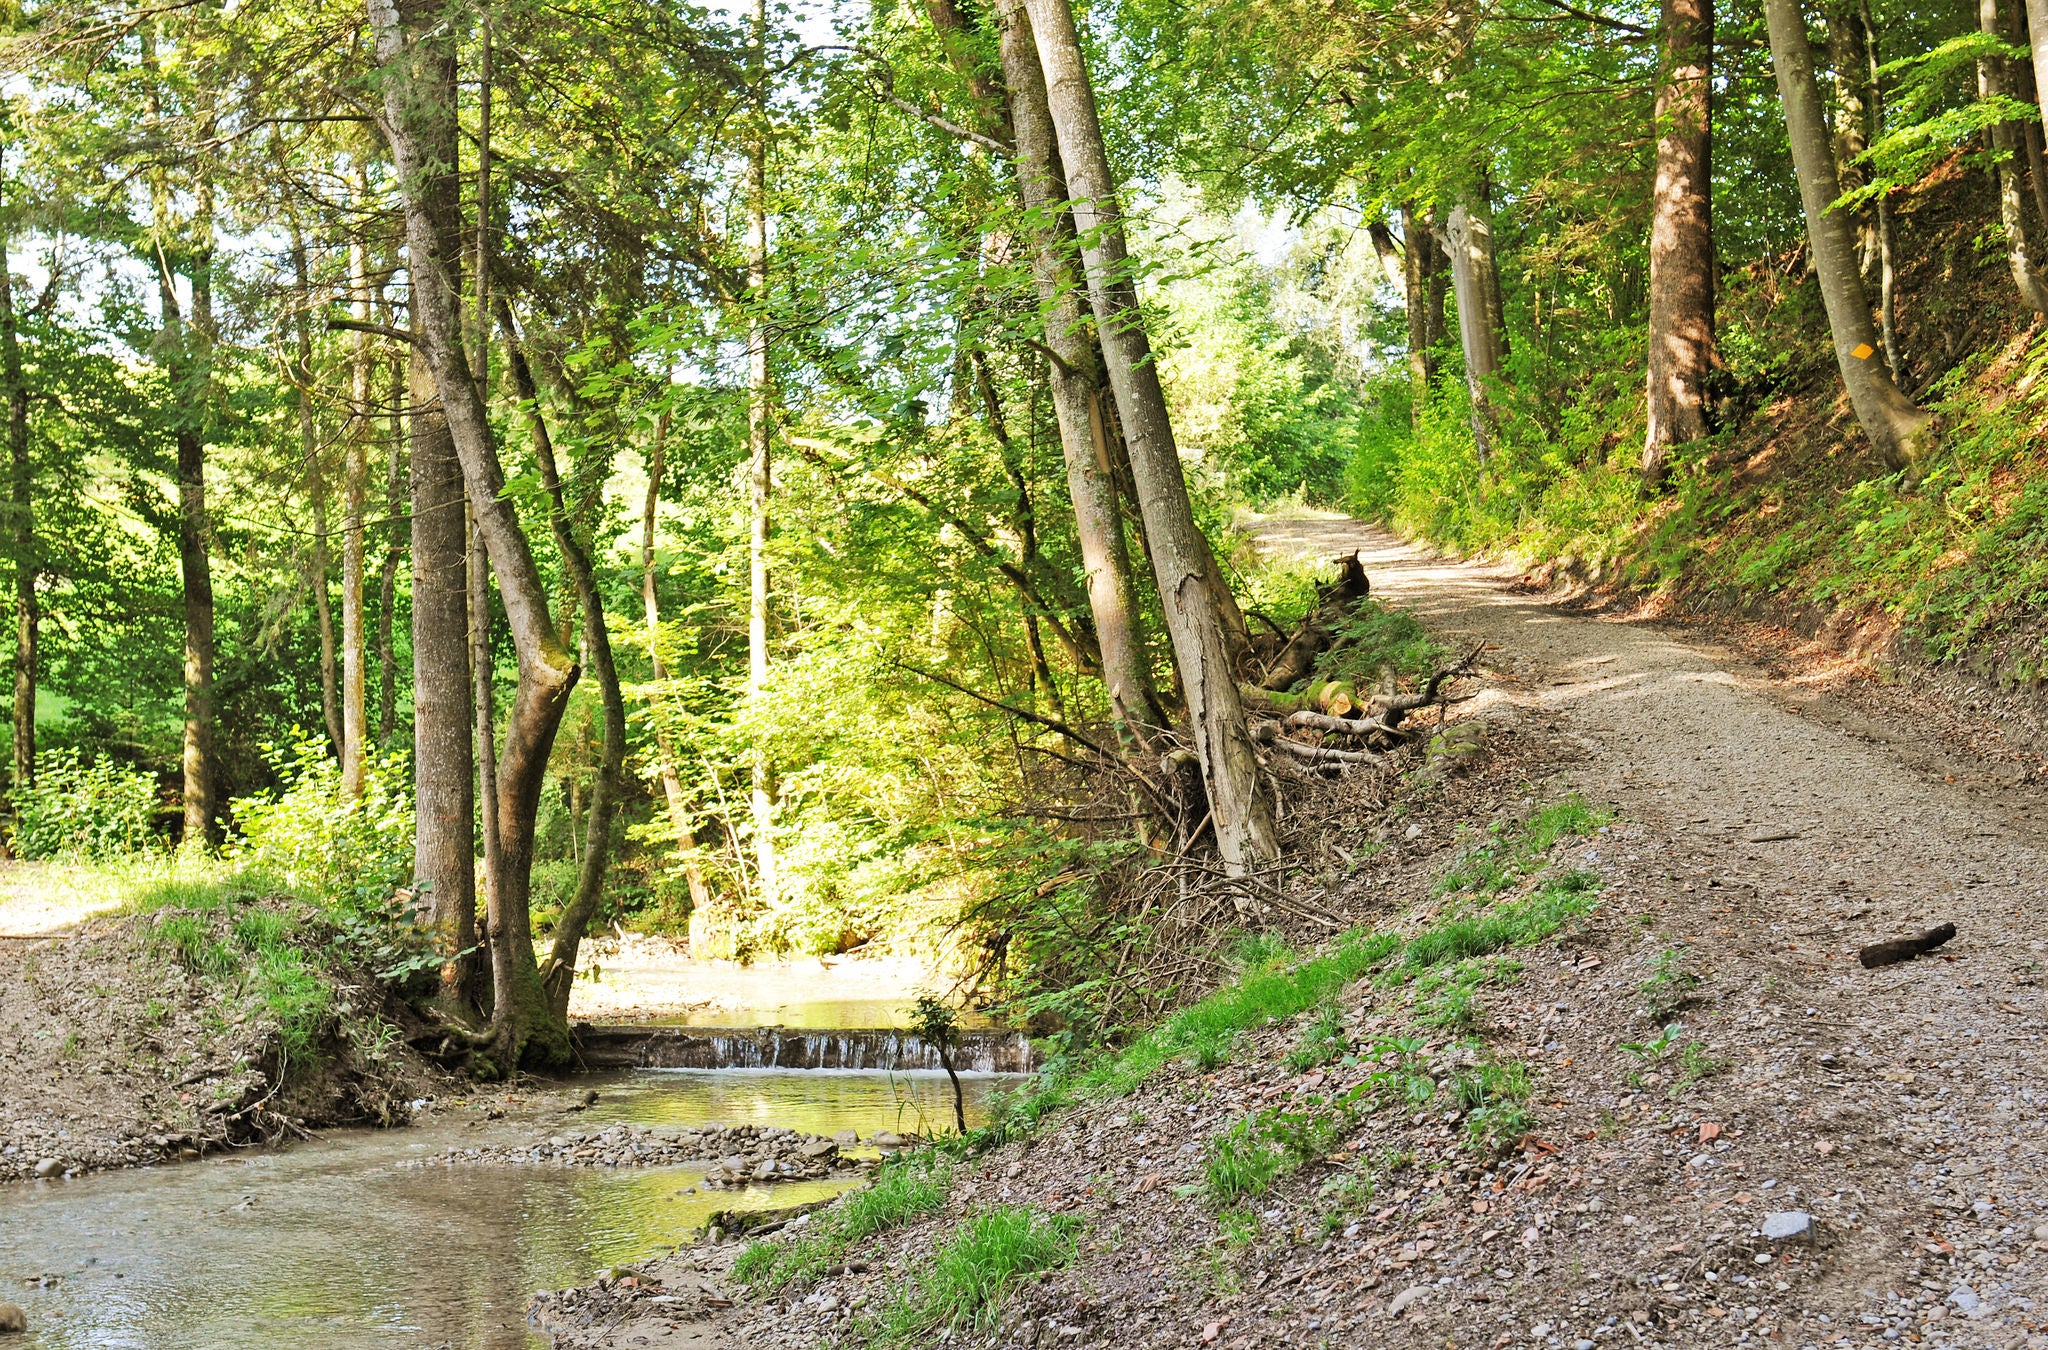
[341,189,373,795]
[1022,0,1279,872]
[1445,194,1506,464]
[1643,0,1718,491]
[1763,0,1934,470]
[995,0,1161,732]
[639,413,713,913]
[745,0,777,904]
[371,0,581,1067]
[1980,0,2048,313]
[0,226,31,793]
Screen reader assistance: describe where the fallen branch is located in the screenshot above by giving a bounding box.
[1858,923,1957,969]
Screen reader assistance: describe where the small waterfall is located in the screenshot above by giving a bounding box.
[573,1025,1037,1074]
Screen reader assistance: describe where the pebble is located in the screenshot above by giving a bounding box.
[1387,1284,1430,1316]
[1760,1211,1812,1241]
[31,1159,62,1180]
[0,1302,22,1334]
[399,1122,864,1186]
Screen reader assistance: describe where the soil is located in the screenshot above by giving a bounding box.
[0,899,440,1183]
[539,520,2048,1350]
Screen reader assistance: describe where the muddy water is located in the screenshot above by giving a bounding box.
[0,1069,1012,1349]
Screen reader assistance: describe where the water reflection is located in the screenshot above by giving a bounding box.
[0,1070,1011,1349]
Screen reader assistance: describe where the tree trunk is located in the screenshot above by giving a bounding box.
[173,193,217,850]
[1763,0,1935,471]
[1863,0,1904,381]
[370,0,578,1069]
[289,220,342,758]
[994,0,1164,732]
[1824,0,1878,274]
[1400,204,1438,421]
[1643,0,1717,492]
[468,507,502,967]
[0,233,32,793]
[1983,0,2048,313]
[747,0,778,906]
[498,301,628,1022]
[1022,0,1279,872]
[377,347,404,746]
[409,345,476,1015]
[1445,197,1506,464]
[341,212,372,795]
[640,412,713,913]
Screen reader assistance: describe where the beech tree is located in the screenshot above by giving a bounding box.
[1763,0,1935,471]
[1643,0,1718,491]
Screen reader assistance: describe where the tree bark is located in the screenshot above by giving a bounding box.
[409,345,475,1014]
[496,303,626,1022]
[994,0,1162,732]
[1400,204,1439,421]
[342,207,372,795]
[173,191,217,849]
[1763,0,1935,471]
[1823,0,1878,274]
[1022,0,1279,872]
[1983,0,2048,313]
[1643,0,1718,492]
[0,233,32,793]
[1445,197,1506,464]
[1863,0,1904,381]
[640,412,713,914]
[288,219,342,757]
[377,347,404,746]
[747,0,778,906]
[370,0,578,1068]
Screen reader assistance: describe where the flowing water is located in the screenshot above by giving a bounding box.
[0,1067,1015,1348]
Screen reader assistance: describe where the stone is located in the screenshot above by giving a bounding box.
[799,1139,838,1159]
[1386,1285,1430,1317]
[31,1159,62,1180]
[1760,1211,1812,1241]
[1531,1322,1553,1338]
[834,1130,859,1145]
[1948,1286,1981,1314]
[0,1303,22,1334]
[870,1131,906,1151]
[2034,1224,2048,1242]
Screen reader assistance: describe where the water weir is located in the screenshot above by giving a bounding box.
[571,1025,1038,1074]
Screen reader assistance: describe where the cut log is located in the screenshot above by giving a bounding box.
[1857,923,1957,969]
[1257,550,1371,690]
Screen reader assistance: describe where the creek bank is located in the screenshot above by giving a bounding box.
[544,525,2048,1350]
[0,901,441,1184]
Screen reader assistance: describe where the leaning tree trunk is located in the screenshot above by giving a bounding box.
[497,302,628,1023]
[1982,0,2048,313]
[1444,197,1506,465]
[1643,0,1718,492]
[0,232,31,793]
[995,0,1162,733]
[1763,0,1936,470]
[409,345,476,1017]
[1022,0,1279,872]
[371,0,578,1070]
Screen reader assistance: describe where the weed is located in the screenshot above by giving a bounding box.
[1619,1023,1685,1064]
[866,1206,1079,1343]
[1450,1060,1536,1152]
[1640,948,1700,1022]
[1420,983,1482,1032]
[1671,1039,1727,1096]
[1285,1002,1348,1072]
[735,1154,952,1294]
[1204,1115,1290,1205]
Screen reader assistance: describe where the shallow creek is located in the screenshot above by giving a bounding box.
[0,1068,1011,1348]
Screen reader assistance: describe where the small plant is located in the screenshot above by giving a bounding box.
[1420,983,1481,1032]
[1205,1115,1289,1205]
[1450,1060,1536,1152]
[1671,1039,1727,1097]
[910,994,967,1135]
[1640,948,1700,1022]
[12,749,159,860]
[735,1154,952,1294]
[866,1206,1080,1343]
[1619,1023,1685,1064]
[1285,1001,1348,1071]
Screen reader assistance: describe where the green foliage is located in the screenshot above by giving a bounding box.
[865,1207,1081,1344]
[145,898,334,1064]
[1450,1060,1536,1152]
[1640,948,1701,1022]
[734,1154,953,1294]
[12,749,159,860]
[1204,1100,1355,1205]
[1312,599,1445,691]
[228,737,414,907]
[1284,1000,1349,1071]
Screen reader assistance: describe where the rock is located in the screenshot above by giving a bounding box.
[1386,1285,1430,1317]
[0,1303,22,1334]
[869,1131,906,1151]
[2034,1224,2048,1242]
[834,1129,858,1145]
[1760,1211,1813,1241]
[32,1158,62,1180]
[1948,1286,1981,1314]
[1531,1322,1553,1338]
[1403,823,1423,841]
[799,1139,838,1159]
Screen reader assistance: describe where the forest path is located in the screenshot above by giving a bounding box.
[1250,512,2048,1334]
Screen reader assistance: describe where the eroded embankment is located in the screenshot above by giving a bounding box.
[0,901,435,1182]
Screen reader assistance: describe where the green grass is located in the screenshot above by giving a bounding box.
[864,1207,1080,1344]
[733,1155,953,1294]
[145,896,333,1064]
[1450,1060,1537,1152]
[1283,1001,1348,1071]
[1640,947,1700,1022]
[1389,870,1600,981]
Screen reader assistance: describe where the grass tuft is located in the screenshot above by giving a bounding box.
[735,1154,952,1294]
[866,1207,1080,1344]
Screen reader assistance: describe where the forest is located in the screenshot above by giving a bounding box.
[5,0,2048,1084]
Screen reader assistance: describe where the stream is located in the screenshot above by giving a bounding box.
[2,1052,1015,1347]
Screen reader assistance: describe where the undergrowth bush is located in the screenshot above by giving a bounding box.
[12,748,159,859]
[229,736,413,907]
